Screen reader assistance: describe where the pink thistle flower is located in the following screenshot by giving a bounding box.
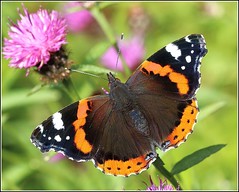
[101,36,145,72]
[3,4,67,70]
[146,176,177,191]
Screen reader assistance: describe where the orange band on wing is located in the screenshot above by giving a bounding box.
[73,99,92,131]
[140,61,189,95]
[97,155,154,176]
[164,98,198,148]
[74,128,93,154]
[73,99,93,154]
[76,99,90,119]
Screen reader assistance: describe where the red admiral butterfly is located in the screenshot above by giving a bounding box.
[31,34,207,176]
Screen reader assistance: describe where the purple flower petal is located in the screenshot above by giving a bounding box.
[48,153,65,163]
[146,176,176,191]
[62,2,93,33]
[3,4,67,69]
[64,10,93,33]
[101,36,145,71]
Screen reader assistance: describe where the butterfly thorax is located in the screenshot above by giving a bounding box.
[107,72,150,135]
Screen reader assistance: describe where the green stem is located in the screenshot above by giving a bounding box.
[153,157,182,190]
[90,3,131,77]
[62,77,80,101]
[90,3,115,45]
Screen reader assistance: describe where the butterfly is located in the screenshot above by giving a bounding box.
[31,34,208,176]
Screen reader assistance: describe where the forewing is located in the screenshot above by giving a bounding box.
[31,95,110,162]
[126,34,207,100]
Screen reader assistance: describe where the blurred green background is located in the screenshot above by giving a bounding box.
[2,2,237,190]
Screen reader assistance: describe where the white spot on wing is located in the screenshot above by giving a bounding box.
[48,136,51,140]
[181,66,186,70]
[38,124,44,133]
[185,35,191,43]
[66,136,70,140]
[165,43,181,60]
[191,50,194,54]
[52,112,64,130]
[198,64,201,72]
[199,56,202,62]
[54,135,62,142]
[185,55,191,63]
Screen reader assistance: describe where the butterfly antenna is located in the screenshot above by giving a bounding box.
[115,33,124,72]
[70,69,108,81]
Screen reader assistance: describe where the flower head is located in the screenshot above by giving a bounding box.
[3,4,67,70]
[101,36,145,72]
[146,176,177,191]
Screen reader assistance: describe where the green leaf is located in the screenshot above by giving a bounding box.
[2,89,61,111]
[171,144,226,175]
[153,157,182,190]
[78,65,113,75]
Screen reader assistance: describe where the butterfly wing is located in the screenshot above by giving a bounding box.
[126,34,207,151]
[126,34,207,100]
[31,95,110,161]
[31,95,157,176]
[134,94,199,151]
[31,34,207,176]
[92,108,157,176]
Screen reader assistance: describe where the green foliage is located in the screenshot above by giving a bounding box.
[2,1,237,190]
[171,144,226,175]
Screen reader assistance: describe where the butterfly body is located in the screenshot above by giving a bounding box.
[31,34,207,176]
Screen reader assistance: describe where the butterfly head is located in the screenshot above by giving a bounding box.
[107,72,122,89]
